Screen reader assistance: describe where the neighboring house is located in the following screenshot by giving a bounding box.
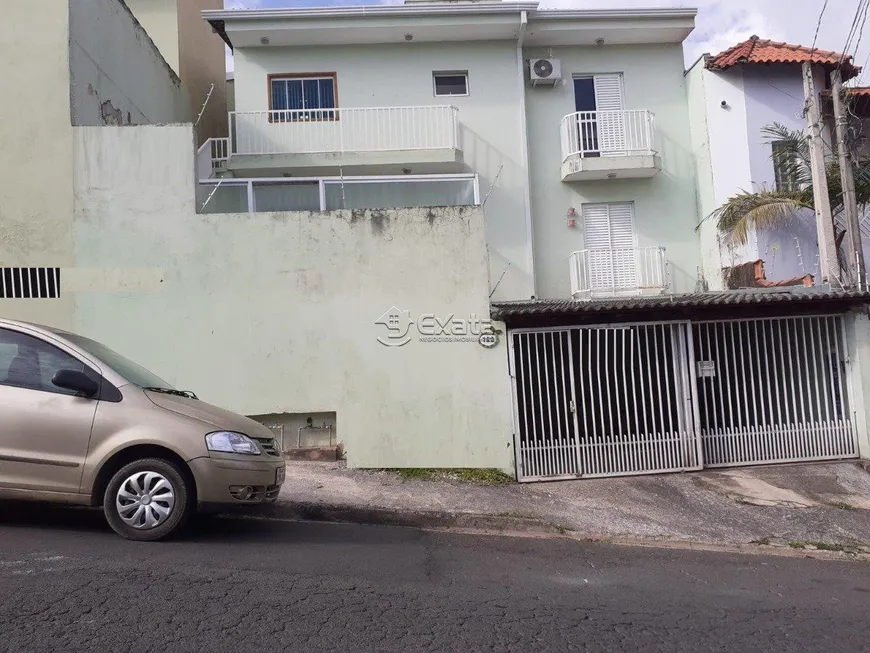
[126,0,228,143]
[686,36,862,289]
[200,0,702,303]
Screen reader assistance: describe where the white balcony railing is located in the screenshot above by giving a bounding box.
[560,110,655,161]
[569,246,668,299]
[229,106,460,157]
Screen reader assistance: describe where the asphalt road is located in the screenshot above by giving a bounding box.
[1,503,868,653]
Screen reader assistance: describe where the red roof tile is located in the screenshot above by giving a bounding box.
[847,86,870,96]
[706,35,860,81]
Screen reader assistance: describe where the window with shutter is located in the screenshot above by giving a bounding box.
[583,203,636,292]
[592,74,626,156]
[573,74,625,156]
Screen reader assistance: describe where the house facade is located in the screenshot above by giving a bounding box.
[4,0,870,482]
[201,0,701,303]
[686,36,864,290]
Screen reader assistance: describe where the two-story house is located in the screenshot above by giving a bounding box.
[195,2,870,483]
[201,0,701,303]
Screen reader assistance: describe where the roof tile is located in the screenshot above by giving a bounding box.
[705,35,860,81]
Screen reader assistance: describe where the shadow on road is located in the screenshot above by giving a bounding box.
[0,500,426,546]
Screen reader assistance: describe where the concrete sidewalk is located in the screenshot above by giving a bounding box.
[266,460,870,555]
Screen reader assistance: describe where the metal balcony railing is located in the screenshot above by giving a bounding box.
[228,105,460,157]
[569,246,668,298]
[560,109,655,161]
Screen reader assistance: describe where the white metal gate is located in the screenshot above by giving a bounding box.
[693,315,857,467]
[509,315,857,481]
[510,322,702,481]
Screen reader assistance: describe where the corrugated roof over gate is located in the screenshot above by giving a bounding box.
[492,289,870,326]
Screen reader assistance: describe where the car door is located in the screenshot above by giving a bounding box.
[0,326,98,494]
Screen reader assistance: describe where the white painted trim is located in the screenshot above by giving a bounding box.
[203,5,695,23]
[204,3,541,21]
[199,173,478,185]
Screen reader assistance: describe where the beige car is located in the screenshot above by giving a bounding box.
[0,318,286,541]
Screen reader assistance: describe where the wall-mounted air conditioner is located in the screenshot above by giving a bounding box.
[529,58,562,86]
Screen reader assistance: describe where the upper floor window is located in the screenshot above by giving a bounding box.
[771,140,801,192]
[433,72,468,97]
[269,74,337,121]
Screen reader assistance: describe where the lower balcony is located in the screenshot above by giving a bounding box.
[560,110,662,182]
[197,173,480,215]
[569,246,669,299]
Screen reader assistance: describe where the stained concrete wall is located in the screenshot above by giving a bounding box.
[0,0,75,327]
[72,124,515,471]
[69,0,192,126]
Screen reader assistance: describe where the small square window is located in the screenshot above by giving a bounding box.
[433,72,468,97]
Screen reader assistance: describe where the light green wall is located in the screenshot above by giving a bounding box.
[72,125,515,471]
[685,60,720,290]
[234,41,533,302]
[0,0,75,327]
[524,44,701,298]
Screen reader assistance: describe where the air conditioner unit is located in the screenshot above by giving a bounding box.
[530,58,562,86]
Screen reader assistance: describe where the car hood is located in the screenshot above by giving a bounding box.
[144,390,275,440]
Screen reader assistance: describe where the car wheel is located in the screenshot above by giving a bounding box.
[103,458,192,541]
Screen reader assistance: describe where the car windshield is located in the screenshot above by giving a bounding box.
[59,332,175,390]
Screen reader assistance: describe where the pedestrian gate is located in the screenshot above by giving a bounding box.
[509,316,857,481]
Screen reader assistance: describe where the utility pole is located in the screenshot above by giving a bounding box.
[832,68,865,290]
[803,61,842,288]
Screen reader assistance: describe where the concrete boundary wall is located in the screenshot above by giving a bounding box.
[72,124,515,471]
[69,0,192,127]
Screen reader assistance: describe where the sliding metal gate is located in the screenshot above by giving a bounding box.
[509,315,857,481]
[693,315,857,468]
[510,322,702,481]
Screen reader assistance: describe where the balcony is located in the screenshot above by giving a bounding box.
[197,174,480,215]
[560,110,661,182]
[225,106,463,176]
[569,247,668,299]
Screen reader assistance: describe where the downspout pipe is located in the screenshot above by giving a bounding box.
[516,10,536,298]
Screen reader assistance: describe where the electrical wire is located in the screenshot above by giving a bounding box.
[809,0,830,58]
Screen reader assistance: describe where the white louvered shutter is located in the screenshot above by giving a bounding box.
[584,203,636,292]
[593,74,625,156]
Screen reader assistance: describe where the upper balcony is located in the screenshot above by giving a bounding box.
[559,110,661,182]
[569,246,669,300]
[225,105,463,176]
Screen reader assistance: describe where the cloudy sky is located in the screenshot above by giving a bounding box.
[225,0,867,79]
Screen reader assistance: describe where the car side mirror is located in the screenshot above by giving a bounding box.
[52,369,99,398]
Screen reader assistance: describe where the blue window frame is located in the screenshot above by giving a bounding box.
[269,75,337,121]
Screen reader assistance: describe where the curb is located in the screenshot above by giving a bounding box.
[233,500,870,562]
[254,500,562,535]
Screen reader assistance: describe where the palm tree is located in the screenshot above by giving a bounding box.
[708,123,870,275]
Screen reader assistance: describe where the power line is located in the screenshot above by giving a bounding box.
[809,0,830,58]
[839,0,870,64]
[851,0,870,61]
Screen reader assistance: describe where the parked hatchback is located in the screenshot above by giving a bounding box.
[0,318,286,541]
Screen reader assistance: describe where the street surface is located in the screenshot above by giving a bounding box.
[0,502,868,652]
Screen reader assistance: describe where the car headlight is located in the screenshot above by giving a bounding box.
[205,431,262,455]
